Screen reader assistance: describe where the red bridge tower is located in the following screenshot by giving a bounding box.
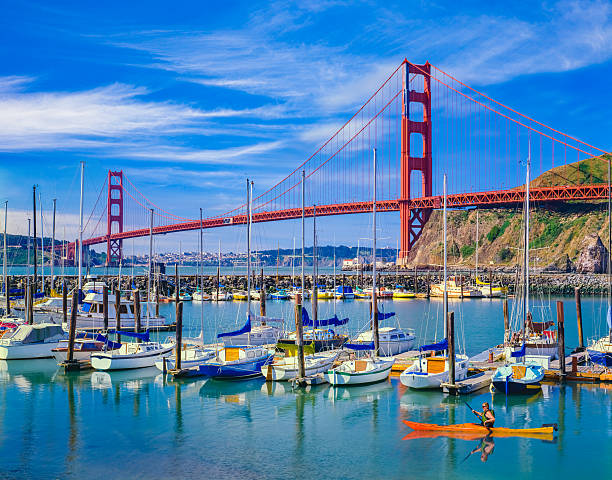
[399,61,433,263]
[107,171,124,266]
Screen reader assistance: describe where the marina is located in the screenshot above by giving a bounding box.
[2,2,612,478]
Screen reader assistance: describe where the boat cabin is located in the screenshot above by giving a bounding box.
[220,346,267,363]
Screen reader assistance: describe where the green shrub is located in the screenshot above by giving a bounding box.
[487,220,510,242]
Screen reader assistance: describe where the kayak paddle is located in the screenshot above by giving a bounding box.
[464,401,482,422]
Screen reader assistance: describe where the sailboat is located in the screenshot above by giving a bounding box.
[188,180,274,379]
[400,174,469,389]
[587,157,612,367]
[324,149,395,386]
[91,209,174,370]
[261,342,339,381]
[492,145,545,394]
[0,323,67,359]
[157,208,217,372]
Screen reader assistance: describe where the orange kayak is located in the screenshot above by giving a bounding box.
[402,420,555,439]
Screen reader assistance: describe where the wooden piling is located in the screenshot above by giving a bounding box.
[175,301,183,370]
[503,298,510,342]
[260,268,266,316]
[216,266,220,301]
[575,287,584,350]
[557,300,566,378]
[155,287,160,317]
[67,290,78,363]
[103,287,109,331]
[115,288,121,343]
[134,290,141,339]
[175,265,179,304]
[447,311,455,385]
[27,283,34,325]
[4,276,9,316]
[295,293,305,379]
[62,280,68,326]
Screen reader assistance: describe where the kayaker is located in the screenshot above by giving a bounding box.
[472,402,495,428]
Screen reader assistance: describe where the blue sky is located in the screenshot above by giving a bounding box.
[0,0,611,255]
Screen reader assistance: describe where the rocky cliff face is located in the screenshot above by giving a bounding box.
[403,154,612,272]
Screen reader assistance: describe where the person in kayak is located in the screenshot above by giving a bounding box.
[472,402,495,428]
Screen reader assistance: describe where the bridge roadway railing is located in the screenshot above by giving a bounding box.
[82,183,610,247]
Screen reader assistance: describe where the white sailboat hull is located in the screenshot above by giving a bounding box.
[91,344,174,370]
[324,358,395,386]
[0,341,63,360]
[261,352,338,381]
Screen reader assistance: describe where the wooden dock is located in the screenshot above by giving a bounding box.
[441,370,494,395]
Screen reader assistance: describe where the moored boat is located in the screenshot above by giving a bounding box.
[324,355,395,386]
[492,361,545,394]
[262,349,339,381]
[90,331,174,370]
[191,345,274,379]
[0,323,67,360]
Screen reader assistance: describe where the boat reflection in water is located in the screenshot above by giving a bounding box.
[327,379,393,403]
[90,366,160,391]
[0,358,58,390]
[199,377,265,406]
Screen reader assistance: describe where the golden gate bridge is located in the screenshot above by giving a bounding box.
[64,59,610,265]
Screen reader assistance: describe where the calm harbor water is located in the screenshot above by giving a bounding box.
[1,297,611,479]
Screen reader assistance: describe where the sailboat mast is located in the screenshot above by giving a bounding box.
[372,148,379,356]
[333,243,336,316]
[200,208,204,341]
[523,145,531,340]
[51,199,56,291]
[292,237,295,285]
[147,208,153,329]
[312,204,317,324]
[33,186,37,291]
[3,201,8,315]
[607,152,612,342]
[78,161,84,301]
[475,208,479,281]
[40,193,44,295]
[301,171,305,304]
[443,174,448,338]
[246,179,252,312]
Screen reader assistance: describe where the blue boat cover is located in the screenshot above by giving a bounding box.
[419,338,448,352]
[607,306,612,329]
[510,343,526,358]
[115,330,150,342]
[377,311,395,320]
[335,286,353,294]
[94,333,122,349]
[218,315,251,338]
[345,342,375,351]
[81,302,92,312]
[302,308,349,328]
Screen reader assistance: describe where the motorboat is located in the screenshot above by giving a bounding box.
[0,323,67,359]
[60,291,170,330]
[353,326,416,355]
[393,289,415,299]
[430,276,483,298]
